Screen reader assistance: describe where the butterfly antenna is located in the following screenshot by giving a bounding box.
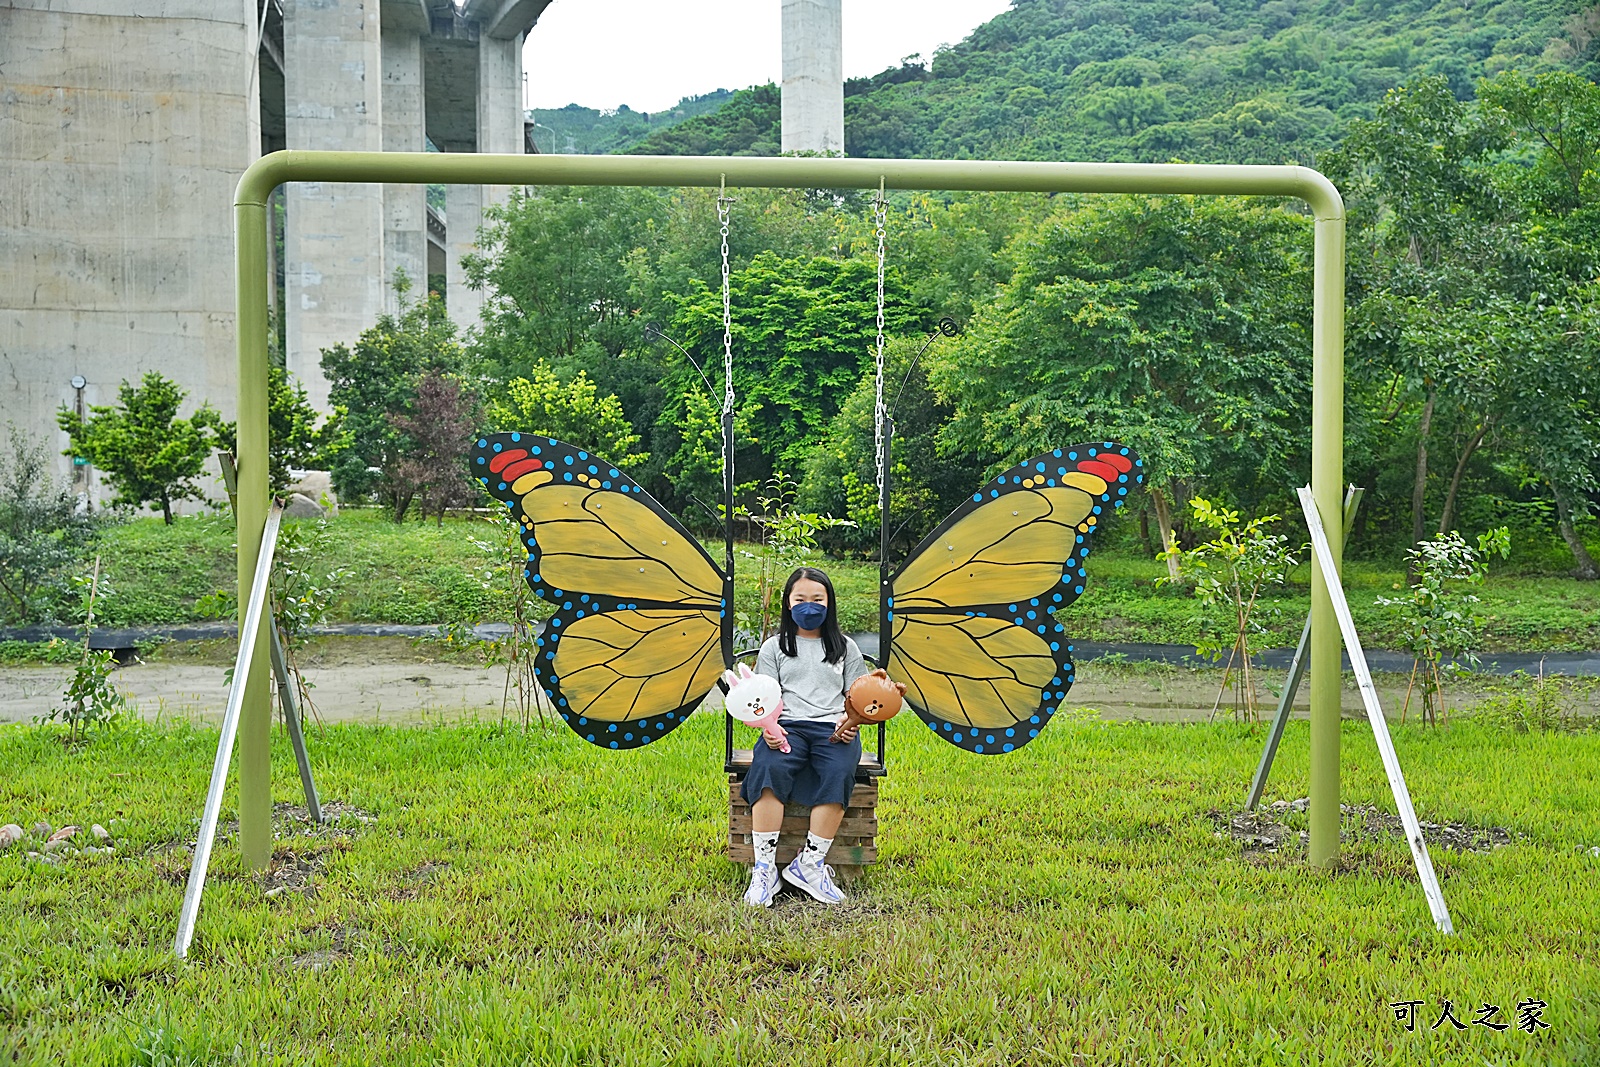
[888,517,918,556]
[643,322,716,397]
[887,317,960,422]
[685,494,722,526]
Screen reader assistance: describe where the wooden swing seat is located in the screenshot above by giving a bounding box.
[722,650,889,880]
[725,748,883,878]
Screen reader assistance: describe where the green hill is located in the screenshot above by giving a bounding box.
[624,0,1600,162]
[530,90,735,155]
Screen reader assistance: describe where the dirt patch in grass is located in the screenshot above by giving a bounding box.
[1214,798,1517,863]
[290,921,365,972]
[146,800,377,894]
[389,859,451,901]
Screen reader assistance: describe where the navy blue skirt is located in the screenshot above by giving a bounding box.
[740,719,862,809]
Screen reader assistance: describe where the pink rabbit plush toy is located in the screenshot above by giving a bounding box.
[718,664,789,753]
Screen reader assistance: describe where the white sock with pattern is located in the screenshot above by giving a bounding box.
[753,831,779,867]
[800,831,833,869]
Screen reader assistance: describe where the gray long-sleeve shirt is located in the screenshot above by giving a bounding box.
[754,634,869,724]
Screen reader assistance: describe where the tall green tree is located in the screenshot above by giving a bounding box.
[465,185,663,376]
[1334,74,1600,573]
[1328,76,1513,559]
[213,364,323,494]
[56,372,223,524]
[1479,72,1600,577]
[319,288,466,518]
[927,194,1312,557]
[667,251,924,481]
[800,333,990,558]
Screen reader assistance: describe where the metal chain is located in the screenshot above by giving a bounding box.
[717,188,735,418]
[872,186,888,496]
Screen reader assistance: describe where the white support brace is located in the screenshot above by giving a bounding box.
[175,502,285,959]
[1297,486,1454,934]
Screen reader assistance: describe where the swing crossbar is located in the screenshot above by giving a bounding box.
[223,151,1346,896]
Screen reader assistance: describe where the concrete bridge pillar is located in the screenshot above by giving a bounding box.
[382,22,428,312]
[283,0,387,411]
[445,31,525,331]
[781,0,844,155]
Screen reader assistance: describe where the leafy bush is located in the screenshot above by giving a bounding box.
[55,372,224,524]
[1158,498,1299,721]
[487,363,644,464]
[388,370,480,523]
[213,364,324,494]
[1472,671,1598,735]
[0,426,107,623]
[319,284,467,516]
[1378,527,1512,725]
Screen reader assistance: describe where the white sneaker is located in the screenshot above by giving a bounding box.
[782,856,846,904]
[743,860,779,907]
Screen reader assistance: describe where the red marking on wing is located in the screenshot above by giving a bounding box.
[1078,459,1119,481]
[488,448,528,475]
[501,457,545,480]
[1098,452,1133,473]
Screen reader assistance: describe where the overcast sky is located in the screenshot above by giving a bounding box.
[524,1,1014,114]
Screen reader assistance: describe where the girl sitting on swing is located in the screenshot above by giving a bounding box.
[742,565,903,907]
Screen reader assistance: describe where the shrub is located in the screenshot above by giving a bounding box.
[1378,527,1512,725]
[0,426,107,623]
[55,372,223,524]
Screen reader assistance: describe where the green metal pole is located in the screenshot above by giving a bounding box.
[235,200,274,871]
[1308,213,1346,867]
[231,151,1345,868]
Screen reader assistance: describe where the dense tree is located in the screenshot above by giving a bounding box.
[666,251,924,480]
[387,371,480,524]
[927,194,1313,555]
[1334,73,1600,574]
[320,288,467,518]
[465,186,663,377]
[1328,76,1513,560]
[214,364,323,494]
[625,0,1589,166]
[56,372,224,524]
[453,50,1600,576]
[800,334,991,558]
[487,362,644,465]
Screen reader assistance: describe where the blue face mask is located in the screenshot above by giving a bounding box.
[790,601,828,631]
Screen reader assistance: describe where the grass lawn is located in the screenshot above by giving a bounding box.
[70,510,1600,653]
[1,712,1596,1064]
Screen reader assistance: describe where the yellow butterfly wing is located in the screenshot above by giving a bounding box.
[474,433,728,749]
[886,444,1142,754]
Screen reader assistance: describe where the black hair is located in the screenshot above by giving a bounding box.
[777,565,846,663]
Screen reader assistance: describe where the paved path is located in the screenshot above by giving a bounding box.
[5,623,1597,676]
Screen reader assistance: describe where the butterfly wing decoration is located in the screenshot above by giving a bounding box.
[885,442,1143,754]
[472,433,730,750]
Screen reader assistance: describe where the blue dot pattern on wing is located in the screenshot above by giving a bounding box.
[884,442,1143,755]
[472,433,729,751]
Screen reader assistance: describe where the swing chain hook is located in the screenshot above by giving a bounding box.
[872,180,888,497]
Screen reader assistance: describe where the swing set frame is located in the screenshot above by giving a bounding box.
[221,150,1349,890]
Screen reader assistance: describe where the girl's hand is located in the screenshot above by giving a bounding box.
[765,733,787,750]
[834,722,859,743]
